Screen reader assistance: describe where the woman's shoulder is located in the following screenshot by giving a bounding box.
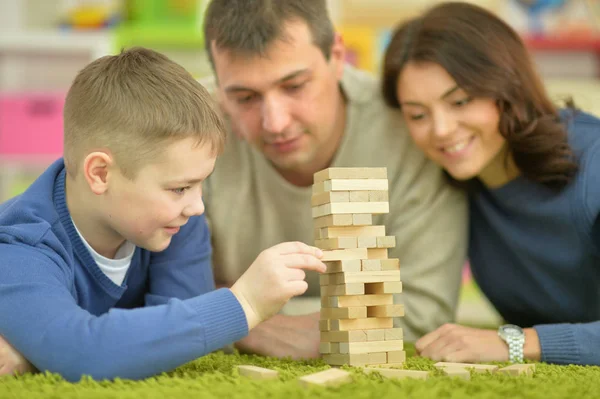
[562,109,600,220]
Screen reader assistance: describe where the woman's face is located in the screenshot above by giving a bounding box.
[396,61,507,183]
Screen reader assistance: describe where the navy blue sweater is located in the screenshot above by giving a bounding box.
[470,110,600,365]
[0,160,247,381]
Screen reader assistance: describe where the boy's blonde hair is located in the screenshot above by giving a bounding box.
[63,47,226,179]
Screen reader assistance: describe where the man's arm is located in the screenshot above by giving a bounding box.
[145,214,216,306]
[387,153,468,342]
[0,246,247,382]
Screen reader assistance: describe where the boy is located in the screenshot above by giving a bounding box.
[0,47,325,382]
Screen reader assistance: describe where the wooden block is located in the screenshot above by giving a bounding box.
[365,281,403,294]
[440,367,471,380]
[330,317,393,331]
[367,248,388,259]
[380,259,400,271]
[357,236,377,248]
[319,319,331,331]
[320,283,365,296]
[324,260,362,273]
[321,306,367,319]
[320,225,386,238]
[326,270,401,285]
[352,214,373,226]
[362,259,382,271]
[367,304,405,318]
[313,214,353,228]
[369,191,389,202]
[314,228,323,240]
[319,342,332,354]
[387,351,407,364]
[319,342,340,354]
[298,368,352,388]
[323,294,393,308]
[321,248,368,261]
[322,352,387,366]
[321,330,368,343]
[313,179,389,194]
[362,259,400,271]
[434,362,499,374]
[339,340,403,354]
[311,191,350,206]
[319,273,331,286]
[368,352,389,365]
[349,191,369,202]
[498,364,535,376]
[312,202,389,218]
[313,167,387,183]
[237,365,279,380]
[384,328,403,340]
[376,236,396,248]
[366,329,385,341]
[315,237,358,250]
[364,368,429,380]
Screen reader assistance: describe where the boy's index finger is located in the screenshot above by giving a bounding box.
[276,241,323,257]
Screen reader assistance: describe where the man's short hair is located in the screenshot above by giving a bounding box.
[203,0,334,69]
[63,47,226,179]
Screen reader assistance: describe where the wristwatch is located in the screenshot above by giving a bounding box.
[498,324,525,363]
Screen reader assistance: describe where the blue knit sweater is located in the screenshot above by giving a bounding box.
[0,160,248,381]
[469,110,600,365]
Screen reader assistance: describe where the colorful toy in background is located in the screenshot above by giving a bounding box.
[508,0,600,38]
[59,0,123,30]
[338,25,392,74]
[125,0,202,26]
[515,0,567,35]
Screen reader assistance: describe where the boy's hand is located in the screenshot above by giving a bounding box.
[230,242,326,330]
[0,335,36,376]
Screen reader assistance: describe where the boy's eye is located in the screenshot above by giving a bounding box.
[171,187,190,195]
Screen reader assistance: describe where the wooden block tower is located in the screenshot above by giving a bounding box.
[312,167,405,367]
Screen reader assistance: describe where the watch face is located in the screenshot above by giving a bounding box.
[501,324,523,337]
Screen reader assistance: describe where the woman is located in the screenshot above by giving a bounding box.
[382,1,600,365]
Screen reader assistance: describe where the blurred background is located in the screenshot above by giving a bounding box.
[0,0,599,326]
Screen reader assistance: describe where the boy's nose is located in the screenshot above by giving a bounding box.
[183,196,205,217]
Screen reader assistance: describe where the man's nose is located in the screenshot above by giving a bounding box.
[262,96,291,134]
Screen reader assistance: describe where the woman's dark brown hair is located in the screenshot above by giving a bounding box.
[382,1,578,190]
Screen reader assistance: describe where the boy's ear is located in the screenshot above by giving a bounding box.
[83,151,114,195]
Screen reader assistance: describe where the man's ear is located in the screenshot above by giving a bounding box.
[330,32,346,80]
[82,151,114,195]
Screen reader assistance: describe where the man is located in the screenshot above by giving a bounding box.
[202,0,468,359]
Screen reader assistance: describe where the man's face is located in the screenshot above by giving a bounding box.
[106,137,216,252]
[211,20,345,172]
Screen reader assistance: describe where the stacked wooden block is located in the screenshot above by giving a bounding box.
[312,167,404,367]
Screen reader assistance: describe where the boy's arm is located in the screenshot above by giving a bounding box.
[0,246,247,382]
[144,214,216,306]
[386,156,468,342]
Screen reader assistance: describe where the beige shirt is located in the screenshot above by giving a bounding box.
[203,65,468,341]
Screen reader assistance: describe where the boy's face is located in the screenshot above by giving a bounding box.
[105,137,216,252]
[212,20,345,173]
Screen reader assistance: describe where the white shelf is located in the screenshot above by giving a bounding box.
[0,30,113,59]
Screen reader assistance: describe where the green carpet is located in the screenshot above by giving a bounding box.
[1,345,599,398]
